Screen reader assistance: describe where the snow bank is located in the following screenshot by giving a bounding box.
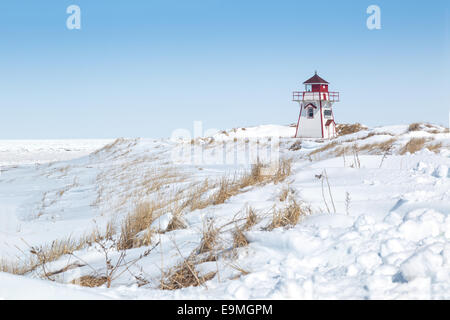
[0,273,108,300]
[0,139,113,166]
[0,123,449,299]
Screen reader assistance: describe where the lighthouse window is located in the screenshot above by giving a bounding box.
[324,110,332,118]
[307,108,314,118]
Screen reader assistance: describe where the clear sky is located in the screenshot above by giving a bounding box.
[0,0,448,139]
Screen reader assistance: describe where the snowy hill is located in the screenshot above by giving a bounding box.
[0,123,449,299]
[0,139,113,167]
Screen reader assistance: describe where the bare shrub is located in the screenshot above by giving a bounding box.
[30,238,87,275]
[317,169,336,214]
[400,138,427,155]
[70,237,158,289]
[1,222,114,277]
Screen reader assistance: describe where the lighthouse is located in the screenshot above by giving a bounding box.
[292,72,340,139]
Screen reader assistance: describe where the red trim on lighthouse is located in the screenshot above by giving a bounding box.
[319,100,324,138]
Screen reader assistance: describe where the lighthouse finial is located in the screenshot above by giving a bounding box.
[315,70,317,75]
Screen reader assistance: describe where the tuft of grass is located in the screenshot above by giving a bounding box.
[273,158,292,184]
[229,263,250,279]
[426,142,443,154]
[210,159,292,206]
[279,186,291,202]
[160,259,216,290]
[309,142,338,156]
[118,202,156,250]
[1,223,114,277]
[213,177,240,205]
[239,162,265,189]
[336,123,366,136]
[357,138,397,154]
[400,138,427,155]
[266,198,304,231]
[198,220,219,254]
[360,132,394,141]
[92,138,125,155]
[289,140,302,151]
[115,159,291,249]
[72,275,108,288]
[243,206,258,231]
[233,227,249,248]
[166,211,187,232]
[408,123,422,132]
[183,180,213,211]
[0,258,33,275]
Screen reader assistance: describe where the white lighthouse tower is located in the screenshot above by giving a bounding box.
[293,72,340,139]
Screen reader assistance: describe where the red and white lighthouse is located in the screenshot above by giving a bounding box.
[292,72,340,139]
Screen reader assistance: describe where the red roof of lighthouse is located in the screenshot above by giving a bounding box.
[303,73,329,84]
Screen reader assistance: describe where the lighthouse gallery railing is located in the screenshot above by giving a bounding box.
[292,91,340,102]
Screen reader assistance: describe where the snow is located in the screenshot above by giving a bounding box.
[0,139,112,166]
[212,125,296,141]
[0,124,449,299]
[0,272,108,300]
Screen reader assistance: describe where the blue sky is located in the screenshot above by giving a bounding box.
[0,0,448,139]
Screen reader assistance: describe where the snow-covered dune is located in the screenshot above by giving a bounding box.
[0,124,449,299]
[0,139,113,166]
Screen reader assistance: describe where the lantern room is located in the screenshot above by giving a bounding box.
[303,72,329,93]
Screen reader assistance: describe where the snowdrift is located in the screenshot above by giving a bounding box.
[0,123,449,299]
